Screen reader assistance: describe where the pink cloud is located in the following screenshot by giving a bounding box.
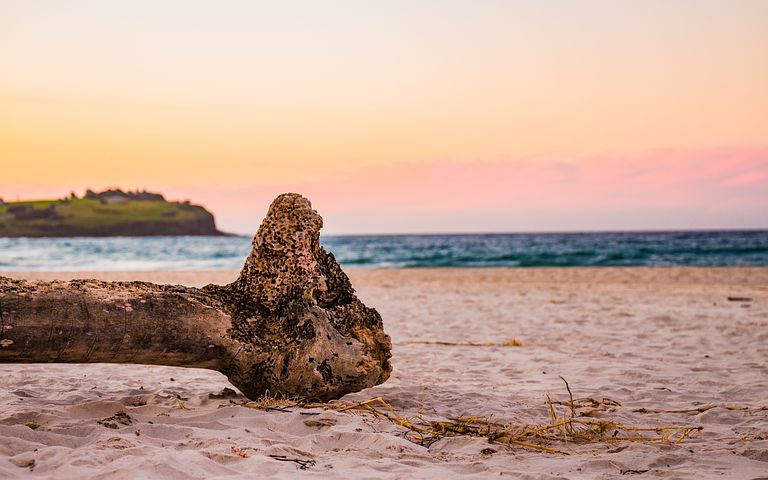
[162,147,767,234]
[722,171,767,186]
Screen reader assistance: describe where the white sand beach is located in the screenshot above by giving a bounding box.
[0,268,766,479]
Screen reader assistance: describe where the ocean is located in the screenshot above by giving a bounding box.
[0,230,766,271]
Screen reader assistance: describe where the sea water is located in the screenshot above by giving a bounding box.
[0,230,766,271]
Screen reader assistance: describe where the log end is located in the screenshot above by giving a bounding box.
[219,193,392,401]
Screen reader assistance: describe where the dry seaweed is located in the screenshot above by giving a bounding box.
[241,391,298,412]
[173,393,187,410]
[98,411,132,429]
[633,405,715,414]
[241,380,702,455]
[723,405,768,412]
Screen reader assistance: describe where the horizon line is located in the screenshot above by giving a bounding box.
[286,227,768,238]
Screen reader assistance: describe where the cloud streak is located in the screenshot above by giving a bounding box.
[152,147,767,234]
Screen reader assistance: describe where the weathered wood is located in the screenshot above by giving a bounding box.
[0,194,392,401]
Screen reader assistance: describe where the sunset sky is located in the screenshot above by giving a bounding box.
[1,0,767,234]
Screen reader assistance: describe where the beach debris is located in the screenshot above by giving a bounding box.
[9,457,35,469]
[723,405,768,412]
[552,396,621,417]
[726,296,752,302]
[268,454,316,470]
[303,417,337,427]
[406,338,523,347]
[173,393,187,410]
[633,405,716,415]
[242,378,704,455]
[0,193,392,401]
[239,391,298,412]
[231,446,256,458]
[24,422,39,430]
[98,411,133,429]
[209,387,241,400]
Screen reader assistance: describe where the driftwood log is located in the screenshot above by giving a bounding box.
[0,194,392,401]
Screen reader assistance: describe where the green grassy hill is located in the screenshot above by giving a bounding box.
[0,194,223,237]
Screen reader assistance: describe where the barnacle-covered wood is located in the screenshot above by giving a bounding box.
[0,193,392,401]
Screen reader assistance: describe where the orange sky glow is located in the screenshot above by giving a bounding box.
[1,1,767,234]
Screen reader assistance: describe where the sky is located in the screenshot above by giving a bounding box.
[1,0,766,235]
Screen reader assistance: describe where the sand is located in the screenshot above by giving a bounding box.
[0,267,766,479]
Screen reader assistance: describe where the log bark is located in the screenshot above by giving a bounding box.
[0,194,392,401]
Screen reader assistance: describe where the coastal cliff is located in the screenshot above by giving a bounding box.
[0,189,223,237]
